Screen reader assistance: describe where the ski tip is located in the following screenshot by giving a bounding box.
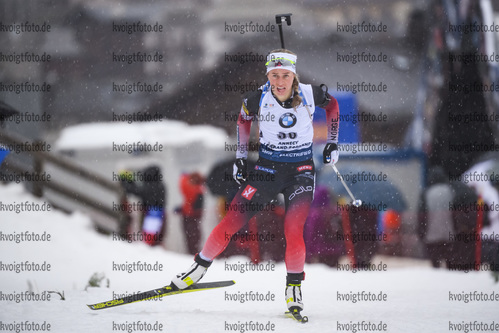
[198,280,235,287]
[217,280,236,287]
[210,280,235,286]
[220,280,236,285]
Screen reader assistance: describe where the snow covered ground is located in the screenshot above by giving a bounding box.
[1,183,498,333]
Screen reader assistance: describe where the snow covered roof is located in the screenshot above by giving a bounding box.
[54,120,228,150]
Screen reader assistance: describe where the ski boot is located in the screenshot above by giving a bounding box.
[285,272,308,323]
[171,253,212,290]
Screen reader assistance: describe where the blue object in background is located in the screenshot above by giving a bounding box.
[377,210,385,234]
[334,91,359,143]
[0,147,9,165]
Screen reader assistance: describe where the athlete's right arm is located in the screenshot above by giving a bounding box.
[233,111,252,184]
[233,90,261,184]
[233,97,256,184]
[235,111,253,160]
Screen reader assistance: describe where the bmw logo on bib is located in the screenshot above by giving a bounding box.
[279,112,297,128]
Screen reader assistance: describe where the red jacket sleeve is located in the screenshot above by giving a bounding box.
[236,109,253,159]
[324,95,339,144]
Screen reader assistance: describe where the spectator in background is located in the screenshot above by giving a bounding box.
[482,177,499,281]
[345,201,379,267]
[178,172,205,255]
[379,209,402,255]
[449,177,480,271]
[120,165,167,246]
[304,186,343,267]
[418,166,454,268]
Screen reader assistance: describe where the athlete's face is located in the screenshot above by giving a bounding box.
[267,69,294,102]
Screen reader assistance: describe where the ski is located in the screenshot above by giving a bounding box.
[284,308,309,323]
[87,280,235,310]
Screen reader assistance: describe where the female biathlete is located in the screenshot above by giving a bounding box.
[171,49,340,314]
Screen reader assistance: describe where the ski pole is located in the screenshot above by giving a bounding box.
[331,164,362,207]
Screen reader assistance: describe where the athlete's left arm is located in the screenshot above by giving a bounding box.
[313,84,340,164]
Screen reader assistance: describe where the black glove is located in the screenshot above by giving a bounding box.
[232,158,247,185]
[323,143,339,164]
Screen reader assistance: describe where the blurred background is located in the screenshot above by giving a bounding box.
[2,0,499,271]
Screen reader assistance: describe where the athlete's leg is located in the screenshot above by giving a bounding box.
[200,182,272,260]
[172,164,280,289]
[282,175,315,273]
[281,168,315,311]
